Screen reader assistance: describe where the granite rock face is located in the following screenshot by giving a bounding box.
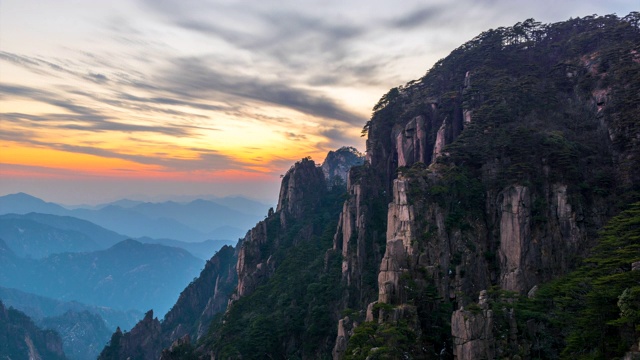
[322,146,365,186]
[0,301,66,360]
[98,246,237,359]
[451,292,495,360]
[277,158,326,225]
[235,158,326,303]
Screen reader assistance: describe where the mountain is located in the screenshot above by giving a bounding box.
[69,205,211,242]
[3,212,127,247]
[209,196,272,216]
[0,213,127,258]
[41,310,112,360]
[0,285,142,360]
[98,245,238,359]
[321,146,365,186]
[0,217,99,258]
[92,195,271,216]
[95,199,146,209]
[0,193,263,242]
[0,286,142,330]
[101,13,640,359]
[0,192,68,215]
[0,301,67,360]
[127,199,258,236]
[136,237,235,260]
[0,212,232,260]
[0,239,205,317]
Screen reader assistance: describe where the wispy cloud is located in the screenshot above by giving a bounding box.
[154,56,366,125]
[1,84,194,137]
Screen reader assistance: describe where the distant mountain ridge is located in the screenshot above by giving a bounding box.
[0,213,126,258]
[0,286,142,331]
[0,192,268,242]
[0,238,204,317]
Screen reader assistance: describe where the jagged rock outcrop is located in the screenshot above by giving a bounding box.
[232,221,273,301]
[322,146,365,186]
[451,291,495,360]
[234,158,326,303]
[0,301,66,360]
[99,310,163,359]
[98,245,237,359]
[277,157,326,226]
[330,165,388,358]
[378,178,414,304]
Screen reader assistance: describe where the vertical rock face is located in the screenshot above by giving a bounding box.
[277,157,326,224]
[497,183,586,293]
[451,291,495,360]
[499,185,531,292]
[233,220,272,301]
[330,164,388,358]
[394,115,429,167]
[463,71,473,124]
[235,158,326,303]
[333,165,386,294]
[432,117,448,163]
[378,178,414,304]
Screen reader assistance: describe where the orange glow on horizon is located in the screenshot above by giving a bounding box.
[0,143,279,182]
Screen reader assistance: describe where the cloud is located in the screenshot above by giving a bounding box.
[155,56,366,125]
[137,1,400,88]
[283,132,307,141]
[116,93,230,112]
[0,51,82,78]
[3,112,192,137]
[0,83,195,137]
[389,5,447,29]
[87,72,109,83]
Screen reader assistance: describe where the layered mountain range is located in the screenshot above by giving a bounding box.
[0,195,253,359]
[100,14,639,359]
[0,192,270,243]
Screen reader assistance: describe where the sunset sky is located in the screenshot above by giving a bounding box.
[1,0,636,205]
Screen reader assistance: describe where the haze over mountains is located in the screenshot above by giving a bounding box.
[0,192,270,359]
[0,192,271,243]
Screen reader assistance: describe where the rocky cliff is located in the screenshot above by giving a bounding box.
[100,13,640,360]
[98,245,237,359]
[343,13,640,359]
[322,146,365,186]
[0,301,67,360]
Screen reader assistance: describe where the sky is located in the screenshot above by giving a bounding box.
[0,0,636,205]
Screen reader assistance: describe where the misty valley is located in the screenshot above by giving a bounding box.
[0,192,270,359]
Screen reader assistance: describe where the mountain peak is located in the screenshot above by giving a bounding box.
[0,193,67,215]
[321,146,365,186]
